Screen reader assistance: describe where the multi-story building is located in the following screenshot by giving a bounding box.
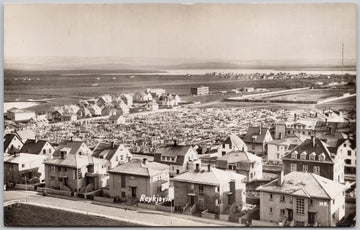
[266,135,303,164]
[216,151,263,182]
[218,134,248,156]
[257,171,346,227]
[190,86,209,96]
[172,165,246,214]
[4,153,48,185]
[4,133,23,155]
[7,108,36,121]
[154,142,200,176]
[282,136,344,183]
[108,159,170,202]
[243,126,273,156]
[92,142,133,169]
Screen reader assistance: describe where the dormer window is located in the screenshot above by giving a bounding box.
[300,151,307,160]
[319,153,326,161]
[291,151,298,159]
[309,152,316,161]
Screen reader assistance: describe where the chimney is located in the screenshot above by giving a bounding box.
[259,123,262,135]
[207,164,211,172]
[277,170,284,186]
[195,163,200,172]
[142,158,147,164]
[294,113,297,121]
[279,133,283,140]
[35,136,39,143]
[311,135,316,147]
[173,139,177,146]
[70,136,73,142]
[111,141,115,148]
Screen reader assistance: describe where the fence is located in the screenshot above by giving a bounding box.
[36,187,72,197]
[14,184,35,191]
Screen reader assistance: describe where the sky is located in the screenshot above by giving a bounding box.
[4,3,357,66]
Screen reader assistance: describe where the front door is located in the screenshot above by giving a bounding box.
[131,187,137,198]
[288,209,293,221]
[308,212,316,225]
[190,196,195,205]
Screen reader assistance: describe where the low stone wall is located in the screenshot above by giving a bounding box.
[37,187,72,196]
[137,203,157,210]
[14,184,35,191]
[137,202,175,212]
[251,219,279,227]
[93,196,114,203]
[219,214,230,221]
[201,210,216,219]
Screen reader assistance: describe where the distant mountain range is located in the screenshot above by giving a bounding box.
[4,56,356,72]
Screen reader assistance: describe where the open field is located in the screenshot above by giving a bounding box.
[4,203,140,227]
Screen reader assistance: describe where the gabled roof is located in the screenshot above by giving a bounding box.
[44,154,102,168]
[15,130,35,141]
[156,144,194,157]
[172,167,246,186]
[223,134,247,150]
[52,141,88,157]
[19,139,50,155]
[4,153,48,165]
[92,142,129,161]
[283,138,334,163]
[4,134,22,151]
[243,127,270,144]
[108,159,169,177]
[217,151,261,164]
[257,171,346,199]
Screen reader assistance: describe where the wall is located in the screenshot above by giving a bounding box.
[283,159,334,181]
[109,173,150,201]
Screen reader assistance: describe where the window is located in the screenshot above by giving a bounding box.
[295,221,305,227]
[57,166,61,172]
[58,177,62,182]
[269,193,273,201]
[333,200,335,205]
[121,192,126,198]
[291,151,298,159]
[215,199,219,206]
[121,175,126,188]
[319,153,325,161]
[51,166,55,172]
[190,184,195,190]
[303,165,308,173]
[310,199,313,206]
[280,195,285,203]
[348,150,352,156]
[345,159,351,164]
[64,168,67,172]
[43,149,46,154]
[77,168,82,179]
[21,164,25,168]
[116,156,119,161]
[50,176,55,182]
[309,153,316,161]
[280,209,286,216]
[9,164,14,169]
[215,186,220,193]
[313,166,320,175]
[222,144,226,148]
[270,207,273,215]
[300,152,307,160]
[199,185,204,195]
[290,163,297,172]
[296,198,305,215]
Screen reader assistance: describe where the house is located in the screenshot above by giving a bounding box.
[51,110,64,122]
[145,101,159,111]
[121,94,133,106]
[92,142,133,169]
[114,101,130,114]
[282,136,344,183]
[342,139,356,175]
[44,151,108,192]
[26,115,49,127]
[4,133,23,155]
[7,108,36,121]
[19,137,55,156]
[97,95,112,108]
[77,106,92,118]
[62,112,77,122]
[154,142,200,176]
[101,106,117,116]
[266,135,303,164]
[274,118,317,139]
[216,151,263,182]
[133,91,152,103]
[108,114,126,126]
[4,153,48,185]
[149,88,166,98]
[218,134,248,156]
[256,171,346,227]
[172,165,246,214]
[159,94,180,107]
[88,104,102,116]
[243,126,273,156]
[190,86,209,96]
[108,159,170,202]
[52,140,93,157]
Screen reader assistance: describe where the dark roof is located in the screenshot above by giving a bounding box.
[4,134,21,151]
[243,127,270,144]
[19,139,49,155]
[109,114,122,120]
[155,144,194,165]
[92,142,125,161]
[283,138,334,163]
[52,141,87,157]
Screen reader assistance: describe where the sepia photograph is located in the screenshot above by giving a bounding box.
[2,2,357,227]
